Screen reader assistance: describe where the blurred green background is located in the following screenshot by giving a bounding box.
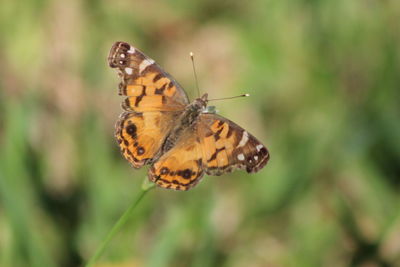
[1,0,400,266]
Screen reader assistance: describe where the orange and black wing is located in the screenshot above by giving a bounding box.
[115,111,182,168]
[148,113,270,191]
[148,124,204,191]
[109,41,189,168]
[108,41,189,109]
[197,113,269,176]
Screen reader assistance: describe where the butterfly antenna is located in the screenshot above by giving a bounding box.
[208,94,250,102]
[190,52,201,97]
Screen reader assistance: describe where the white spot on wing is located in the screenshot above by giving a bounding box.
[237,153,245,161]
[254,155,258,161]
[237,131,249,148]
[128,47,135,54]
[139,59,154,73]
[125,67,133,75]
[120,53,126,58]
[256,144,263,152]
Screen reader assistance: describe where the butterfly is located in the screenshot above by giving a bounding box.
[108,41,270,191]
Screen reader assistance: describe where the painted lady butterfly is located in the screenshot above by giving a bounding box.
[108,42,270,191]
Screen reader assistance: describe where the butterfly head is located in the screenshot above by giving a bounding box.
[192,93,208,110]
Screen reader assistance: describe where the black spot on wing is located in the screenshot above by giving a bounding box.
[126,123,137,138]
[137,146,145,155]
[177,169,194,179]
[260,147,268,156]
[160,167,169,175]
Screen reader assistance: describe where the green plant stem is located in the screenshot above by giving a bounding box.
[85,179,155,267]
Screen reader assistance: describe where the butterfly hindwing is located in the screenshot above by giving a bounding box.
[115,111,181,168]
[148,125,204,191]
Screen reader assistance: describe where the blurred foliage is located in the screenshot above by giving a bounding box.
[1,0,400,266]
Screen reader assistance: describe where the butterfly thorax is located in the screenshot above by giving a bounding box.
[160,94,208,154]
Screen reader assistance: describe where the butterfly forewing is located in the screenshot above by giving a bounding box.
[115,111,182,168]
[198,114,270,175]
[108,42,189,105]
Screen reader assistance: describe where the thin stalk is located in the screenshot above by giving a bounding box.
[84,178,155,267]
